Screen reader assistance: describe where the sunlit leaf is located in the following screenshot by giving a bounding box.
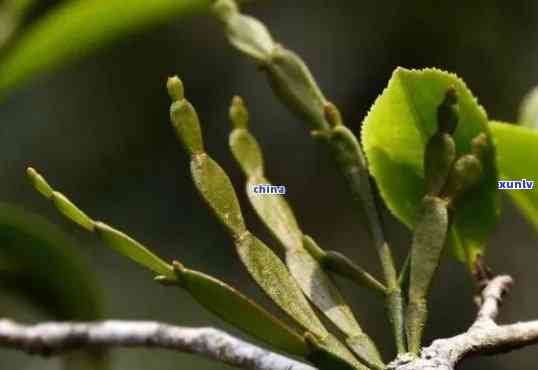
[361,68,500,268]
[490,121,538,230]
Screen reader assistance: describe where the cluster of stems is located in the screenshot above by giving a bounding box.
[212,0,490,358]
[405,88,487,353]
[212,0,405,354]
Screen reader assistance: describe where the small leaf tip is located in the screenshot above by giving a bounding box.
[229,95,249,129]
[26,166,54,198]
[437,86,460,135]
[167,76,184,102]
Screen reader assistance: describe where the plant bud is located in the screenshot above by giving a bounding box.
[437,86,459,134]
[424,132,456,195]
[27,167,53,198]
[471,132,488,159]
[166,76,184,102]
[442,154,483,201]
[229,95,249,129]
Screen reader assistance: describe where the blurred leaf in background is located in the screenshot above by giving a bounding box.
[489,122,538,230]
[0,202,104,368]
[0,0,213,97]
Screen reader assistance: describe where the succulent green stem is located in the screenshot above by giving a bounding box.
[168,77,364,369]
[228,97,384,369]
[406,196,450,353]
[213,0,405,354]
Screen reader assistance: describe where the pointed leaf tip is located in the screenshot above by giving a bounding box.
[26,167,53,198]
[229,95,249,129]
[167,76,184,102]
[437,86,459,134]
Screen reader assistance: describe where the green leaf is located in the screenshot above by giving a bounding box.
[0,202,104,367]
[191,154,246,235]
[235,233,326,337]
[490,121,538,229]
[27,168,173,278]
[95,222,173,278]
[0,0,212,96]
[171,262,309,356]
[361,68,500,269]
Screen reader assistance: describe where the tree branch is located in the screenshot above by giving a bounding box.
[1,276,537,370]
[0,319,315,370]
[473,275,513,327]
[388,275,538,370]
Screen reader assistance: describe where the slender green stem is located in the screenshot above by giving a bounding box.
[399,252,411,288]
[326,123,406,353]
[212,0,406,354]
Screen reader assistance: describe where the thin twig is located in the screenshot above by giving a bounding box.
[473,275,513,327]
[0,319,315,370]
[388,274,538,370]
[2,276,538,370]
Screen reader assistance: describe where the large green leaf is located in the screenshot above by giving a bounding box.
[490,121,538,230]
[0,202,104,368]
[0,0,212,96]
[361,68,500,269]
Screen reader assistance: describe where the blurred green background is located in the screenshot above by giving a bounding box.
[0,0,536,369]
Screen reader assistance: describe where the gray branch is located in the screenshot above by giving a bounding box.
[0,319,315,370]
[389,275,538,370]
[1,277,537,370]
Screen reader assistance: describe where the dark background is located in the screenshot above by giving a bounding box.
[0,1,536,369]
